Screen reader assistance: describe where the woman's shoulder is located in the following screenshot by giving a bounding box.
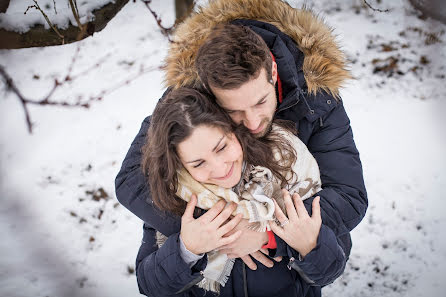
[271,123,306,150]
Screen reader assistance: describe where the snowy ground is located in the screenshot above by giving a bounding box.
[0,1,445,297]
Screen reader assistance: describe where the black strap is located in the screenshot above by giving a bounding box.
[242,262,248,297]
[175,275,204,294]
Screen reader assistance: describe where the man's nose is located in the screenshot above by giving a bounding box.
[243,110,260,131]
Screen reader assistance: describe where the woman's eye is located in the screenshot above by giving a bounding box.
[257,100,266,105]
[217,144,227,152]
[193,161,204,168]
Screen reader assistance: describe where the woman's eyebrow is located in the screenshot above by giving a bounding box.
[185,135,225,163]
[212,135,225,152]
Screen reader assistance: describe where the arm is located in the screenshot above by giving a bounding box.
[115,103,182,235]
[305,97,367,236]
[137,196,243,296]
[136,224,207,296]
[274,95,367,260]
[271,191,346,286]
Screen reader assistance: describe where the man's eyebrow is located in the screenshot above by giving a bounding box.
[185,135,224,163]
[225,93,269,112]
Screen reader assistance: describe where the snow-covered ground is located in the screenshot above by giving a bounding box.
[1,1,445,296]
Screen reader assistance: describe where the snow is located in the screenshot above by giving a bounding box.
[0,0,445,296]
[0,0,114,33]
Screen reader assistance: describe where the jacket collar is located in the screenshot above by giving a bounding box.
[164,0,351,97]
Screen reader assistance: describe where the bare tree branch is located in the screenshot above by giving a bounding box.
[0,45,162,133]
[140,0,176,42]
[363,0,390,13]
[25,0,65,44]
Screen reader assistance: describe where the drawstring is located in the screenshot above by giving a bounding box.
[299,89,314,115]
[319,117,324,127]
[242,262,248,297]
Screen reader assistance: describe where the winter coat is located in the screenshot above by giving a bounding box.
[115,0,368,296]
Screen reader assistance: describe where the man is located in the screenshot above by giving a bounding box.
[116,0,367,295]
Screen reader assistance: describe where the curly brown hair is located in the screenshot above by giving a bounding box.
[142,88,295,216]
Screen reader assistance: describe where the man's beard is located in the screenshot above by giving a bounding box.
[253,117,274,138]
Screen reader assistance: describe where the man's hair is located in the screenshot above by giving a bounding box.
[196,24,272,91]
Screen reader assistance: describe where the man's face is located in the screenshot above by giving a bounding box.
[211,64,278,138]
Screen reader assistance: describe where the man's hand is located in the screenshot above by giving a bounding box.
[218,219,280,270]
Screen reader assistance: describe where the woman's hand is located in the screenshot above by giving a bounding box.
[180,194,243,255]
[270,189,322,258]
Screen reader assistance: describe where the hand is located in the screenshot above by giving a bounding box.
[180,195,243,255]
[218,219,280,270]
[270,190,322,258]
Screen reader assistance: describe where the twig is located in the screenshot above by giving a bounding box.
[65,44,82,81]
[0,56,161,133]
[69,0,84,31]
[89,65,163,102]
[24,0,65,44]
[69,53,112,81]
[363,0,390,13]
[140,0,175,42]
[53,0,57,14]
[0,65,34,132]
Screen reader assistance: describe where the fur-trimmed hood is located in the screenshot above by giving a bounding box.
[164,0,351,97]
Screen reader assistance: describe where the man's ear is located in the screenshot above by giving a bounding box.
[271,61,278,85]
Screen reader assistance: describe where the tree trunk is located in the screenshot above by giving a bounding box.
[409,0,446,24]
[0,0,10,13]
[175,0,194,24]
[0,0,129,49]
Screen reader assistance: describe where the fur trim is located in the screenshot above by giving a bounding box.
[164,0,351,97]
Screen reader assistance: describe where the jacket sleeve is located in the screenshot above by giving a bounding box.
[115,112,182,235]
[136,224,207,296]
[281,224,346,286]
[304,98,368,237]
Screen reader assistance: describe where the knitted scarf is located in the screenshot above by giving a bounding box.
[156,125,322,292]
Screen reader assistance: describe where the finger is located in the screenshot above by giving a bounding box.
[293,193,309,218]
[270,218,284,238]
[212,202,237,228]
[241,255,257,270]
[282,189,298,221]
[312,196,322,222]
[219,230,242,247]
[273,256,283,262]
[259,248,269,255]
[250,251,273,268]
[199,199,226,223]
[273,199,288,225]
[182,194,197,221]
[217,213,243,237]
[218,248,231,255]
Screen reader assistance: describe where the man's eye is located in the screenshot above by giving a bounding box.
[217,144,227,152]
[226,110,235,114]
[193,161,204,168]
[257,100,266,105]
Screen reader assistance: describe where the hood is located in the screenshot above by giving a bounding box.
[164,0,351,97]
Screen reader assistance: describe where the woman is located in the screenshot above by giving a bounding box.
[137,88,345,296]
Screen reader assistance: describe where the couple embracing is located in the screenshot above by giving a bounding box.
[116,0,367,296]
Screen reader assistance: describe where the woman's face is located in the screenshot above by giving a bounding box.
[177,125,243,188]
